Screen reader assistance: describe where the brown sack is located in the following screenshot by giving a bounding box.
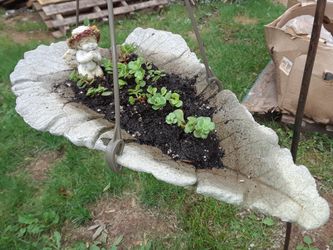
[265,3,333,124]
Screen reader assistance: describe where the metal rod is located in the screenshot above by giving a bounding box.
[76,0,79,26]
[184,0,211,81]
[184,0,222,90]
[106,0,124,171]
[284,1,327,249]
[107,0,121,140]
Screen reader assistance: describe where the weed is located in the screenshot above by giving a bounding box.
[86,85,112,97]
[68,70,93,88]
[296,236,319,250]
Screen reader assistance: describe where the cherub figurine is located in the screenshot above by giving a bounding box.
[64,25,104,80]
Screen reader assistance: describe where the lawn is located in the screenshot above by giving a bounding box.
[0,1,332,249]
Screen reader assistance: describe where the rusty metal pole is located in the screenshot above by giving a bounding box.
[76,0,79,26]
[184,0,223,90]
[105,0,125,171]
[284,0,327,249]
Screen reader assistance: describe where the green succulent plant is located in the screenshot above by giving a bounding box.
[118,62,129,79]
[193,117,216,139]
[184,116,197,134]
[128,57,146,86]
[147,87,168,110]
[148,93,167,110]
[167,92,183,108]
[165,109,185,127]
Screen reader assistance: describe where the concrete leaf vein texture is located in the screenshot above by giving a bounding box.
[10,28,329,230]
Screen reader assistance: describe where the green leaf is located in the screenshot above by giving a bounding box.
[262,217,275,226]
[296,245,305,250]
[53,231,61,249]
[89,244,101,250]
[27,224,44,234]
[303,236,313,245]
[166,112,177,125]
[83,18,90,26]
[17,228,26,238]
[184,117,197,134]
[103,183,111,192]
[43,211,59,225]
[101,91,112,96]
[128,96,136,105]
[161,87,167,96]
[18,215,37,225]
[113,235,123,246]
[118,79,127,87]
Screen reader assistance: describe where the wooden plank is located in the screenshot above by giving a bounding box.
[93,6,102,12]
[38,10,50,20]
[32,1,42,10]
[44,20,54,29]
[26,0,35,7]
[121,0,128,6]
[42,0,112,16]
[49,0,168,28]
[38,0,69,6]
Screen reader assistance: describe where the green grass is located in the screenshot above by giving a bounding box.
[0,1,332,249]
[14,20,47,32]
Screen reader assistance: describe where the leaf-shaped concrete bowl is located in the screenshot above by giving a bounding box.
[10,28,329,230]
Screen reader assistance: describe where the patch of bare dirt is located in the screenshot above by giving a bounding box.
[234,15,258,25]
[289,193,333,249]
[61,194,178,249]
[0,30,52,44]
[0,11,53,43]
[27,151,63,181]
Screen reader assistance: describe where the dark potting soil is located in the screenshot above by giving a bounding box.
[66,56,224,169]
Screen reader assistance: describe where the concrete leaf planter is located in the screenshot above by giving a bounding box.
[11,28,329,230]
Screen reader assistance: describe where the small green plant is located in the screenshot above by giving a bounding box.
[69,70,93,88]
[119,43,136,62]
[146,63,166,82]
[101,60,128,88]
[166,92,183,108]
[86,85,112,97]
[296,236,319,250]
[101,58,113,74]
[166,109,185,127]
[184,116,215,139]
[262,217,275,227]
[128,57,146,86]
[9,211,60,239]
[147,87,168,110]
[83,18,91,26]
[128,84,146,105]
[184,116,197,134]
[118,63,130,79]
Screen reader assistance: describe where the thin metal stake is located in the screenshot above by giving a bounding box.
[76,0,79,26]
[184,0,223,90]
[284,1,327,249]
[106,0,124,171]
